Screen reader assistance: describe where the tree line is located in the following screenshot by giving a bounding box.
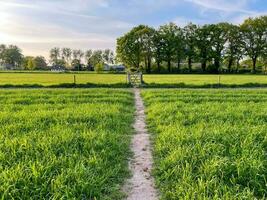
[0,44,115,71]
[117,15,267,74]
[49,48,114,71]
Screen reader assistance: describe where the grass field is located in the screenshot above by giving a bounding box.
[0,72,125,86]
[0,72,266,87]
[142,89,267,199]
[144,74,267,87]
[0,89,134,199]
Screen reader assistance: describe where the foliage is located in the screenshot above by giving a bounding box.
[95,62,104,73]
[33,56,47,70]
[0,44,23,68]
[116,15,267,74]
[116,26,144,71]
[241,16,267,72]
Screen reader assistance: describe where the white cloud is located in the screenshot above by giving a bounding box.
[0,0,133,58]
[184,0,254,14]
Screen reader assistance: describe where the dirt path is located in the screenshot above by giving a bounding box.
[123,88,158,200]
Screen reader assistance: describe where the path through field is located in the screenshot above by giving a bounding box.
[123,88,158,200]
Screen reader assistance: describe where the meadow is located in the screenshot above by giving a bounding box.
[0,89,134,199]
[0,72,267,87]
[142,89,267,199]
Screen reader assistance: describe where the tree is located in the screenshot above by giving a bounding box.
[61,48,72,68]
[136,25,155,73]
[184,23,197,72]
[90,50,103,68]
[195,24,213,72]
[72,50,84,71]
[34,56,47,70]
[103,49,115,64]
[152,31,164,72]
[117,27,143,71]
[209,23,229,72]
[1,45,23,68]
[175,27,185,72]
[95,62,104,73]
[50,47,60,66]
[159,23,178,72]
[85,49,93,70]
[27,57,34,70]
[224,24,244,72]
[0,44,6,65]
[241,17,267,73]
[22,56,34,70]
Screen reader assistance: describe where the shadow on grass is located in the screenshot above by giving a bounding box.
[0,83,131,88]
[143,82,267,88]
[0,82,267,89]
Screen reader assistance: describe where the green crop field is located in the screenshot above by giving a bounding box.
[0,72,266,87]
[142,89,267,199]
[0,89,134,199]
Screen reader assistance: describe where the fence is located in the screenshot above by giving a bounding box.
[127,72,143,86]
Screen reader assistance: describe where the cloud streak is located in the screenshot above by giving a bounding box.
[0,0,266,57]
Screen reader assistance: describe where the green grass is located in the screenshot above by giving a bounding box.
[144,74,267,87]
[142,89,267,199]
[0,72,267,88]
[0,89,134,199]
[0,72,126,86]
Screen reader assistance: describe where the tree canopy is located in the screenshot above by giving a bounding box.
[116,15,267,73]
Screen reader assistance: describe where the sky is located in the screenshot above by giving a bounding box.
[0,0,266,58]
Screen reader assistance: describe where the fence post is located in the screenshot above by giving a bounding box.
[74,75,76,85]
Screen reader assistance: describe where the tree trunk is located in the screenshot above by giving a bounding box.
[157,61,161,73]
[144,57,148,73]
[168,60,171,73]
[228,58,233,73]
[252,57,257,73]
[236,60,240,73]
[201,61,206,72]
[188,57,192,72]
[147,57,151,74]
[214,58,220,73]
[177,59,181,73]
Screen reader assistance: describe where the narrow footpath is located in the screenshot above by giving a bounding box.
[123,88,158,200]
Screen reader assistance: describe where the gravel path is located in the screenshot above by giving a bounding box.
[123,88,158,200]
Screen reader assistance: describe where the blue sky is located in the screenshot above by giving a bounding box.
[0,0,266,58]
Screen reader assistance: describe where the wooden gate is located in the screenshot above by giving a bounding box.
[127,72,143,86]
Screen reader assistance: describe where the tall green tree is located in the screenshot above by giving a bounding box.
[85,50,93,66]
[72,50,84,71]
[184,23,197,72]
[103,49,115,64]
[137,25,155,73]
[195,24,213,72]
[27,57,34,70]
[2,45,23,68]
[49,47,60,66]
[159,23,178,72]
[117,27,143,71]
[61,48,72,68]
[209,23,229,72]
[175,27,185,72]
[152,31,164,72]
[0,44,6,65]
[224,24,244,72]
[241,17,267,72]
[34,56,47,70]
[88,50,104,70]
